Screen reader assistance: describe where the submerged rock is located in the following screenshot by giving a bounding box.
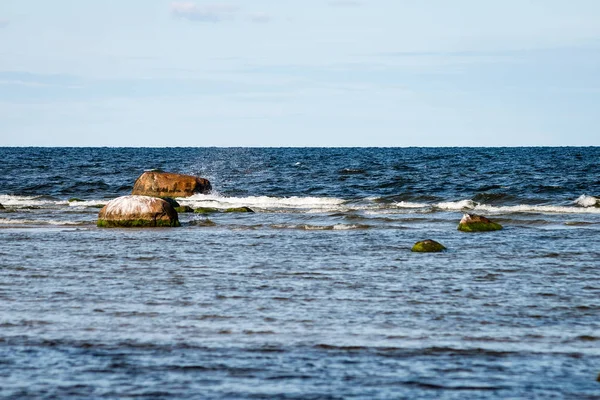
[97,195,180,228]
[68,197,84,203]
[458,213,502,232]
[194,207,219,214]
[224,206,254,213]
[175,205,194,213]
[411,239,446,253]
[132,171,211,198]
[0,203,4,210]
[189,218,216,227]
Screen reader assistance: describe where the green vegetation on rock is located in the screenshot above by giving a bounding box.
[87,204,106,209]
[224,206,254,213]
[68,197,85,202]
[189,218,216,227]
[458,221,503,232]
[411,239,446,253]
[194,207,219,214]
[97,219,181,228]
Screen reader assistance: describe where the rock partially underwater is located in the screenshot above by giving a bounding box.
[132,171,211,198]
[411,239,446,253]
[458,213,503,232]
[97,195,180,228]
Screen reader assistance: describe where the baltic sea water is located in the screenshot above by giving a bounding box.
[1,147,599,399]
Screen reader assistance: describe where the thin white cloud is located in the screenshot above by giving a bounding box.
[248,12,272,24]
[328,0,361,7]
[171,2,238,22]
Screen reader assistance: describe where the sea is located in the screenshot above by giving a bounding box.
[1,147,599,399]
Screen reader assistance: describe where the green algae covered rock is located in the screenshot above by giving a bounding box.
[189,218,216,227]
[68,197,85,203]
[87,204,106,209]
[175,205,194,213]
[411,239,446,253]
[98,195,180,228]
[224,206,254,213]
[194,207,219,214]
[458,213,503,232]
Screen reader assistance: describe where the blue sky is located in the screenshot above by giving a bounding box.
[0,0,599,146]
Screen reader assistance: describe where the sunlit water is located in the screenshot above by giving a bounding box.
[1,147,599,399]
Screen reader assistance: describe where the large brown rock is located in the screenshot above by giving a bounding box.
[98,195,180,228]
[132,171,211,198]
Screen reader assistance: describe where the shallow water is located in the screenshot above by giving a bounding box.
[1,147,599,399]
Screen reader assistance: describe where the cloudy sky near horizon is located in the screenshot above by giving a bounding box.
[0,0,599,146]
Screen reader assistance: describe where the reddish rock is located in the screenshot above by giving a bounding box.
[98,195,180,228]
[131,171,211,198]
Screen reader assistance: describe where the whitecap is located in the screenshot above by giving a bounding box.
[574,194,599,208]
[179,194,346,211]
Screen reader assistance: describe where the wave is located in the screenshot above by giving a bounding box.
[0,217,88,226]
[0,194,63,208]
[179,194,346,211]
[574,194,599,208]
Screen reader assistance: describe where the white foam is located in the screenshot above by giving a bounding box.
[180,194,346,211]
[0,194,63,207]
[392,201,429,209]
[575,194,599,208]
[0,218,84,226]
[435,199,476,210]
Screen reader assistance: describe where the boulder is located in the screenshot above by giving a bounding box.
[224,206,254,213]
[458,213,502,232]
[131,171,211,198]
[411,239,446,253]
[97,195,180,228]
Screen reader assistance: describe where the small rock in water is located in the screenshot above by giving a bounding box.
[458,213,503,232]
[224,206,254,213]
[68,197,84,203]
[194,207,219,214]
[174,206,194,213]
[189,218,216,227]
[0,203,4,210]
[97,195,180,228]
[411,239,446,253]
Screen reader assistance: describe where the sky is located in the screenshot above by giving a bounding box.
[0,0,599,147]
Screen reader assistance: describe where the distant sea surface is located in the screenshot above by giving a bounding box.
[1,147,599,399]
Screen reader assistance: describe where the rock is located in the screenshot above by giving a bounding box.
[131,171,211,198]
[189,218,216,227]
[68,197,84,203]
[194,207,219,214]
[224,206,254,213]
[411,239,446,253]
[87,204,106,209]
[175,205,194,213]
[161,197,180,208]
[0,203,4,210]
[97,195,180,228]
[458,213,503,232]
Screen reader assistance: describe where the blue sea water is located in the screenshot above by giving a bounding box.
[0,147,599,399]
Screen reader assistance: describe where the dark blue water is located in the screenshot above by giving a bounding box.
[1,147,599,399]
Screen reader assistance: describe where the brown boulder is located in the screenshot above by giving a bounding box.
[458,213,503,232]
[98,195,180,228]
[132,171,211,198]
